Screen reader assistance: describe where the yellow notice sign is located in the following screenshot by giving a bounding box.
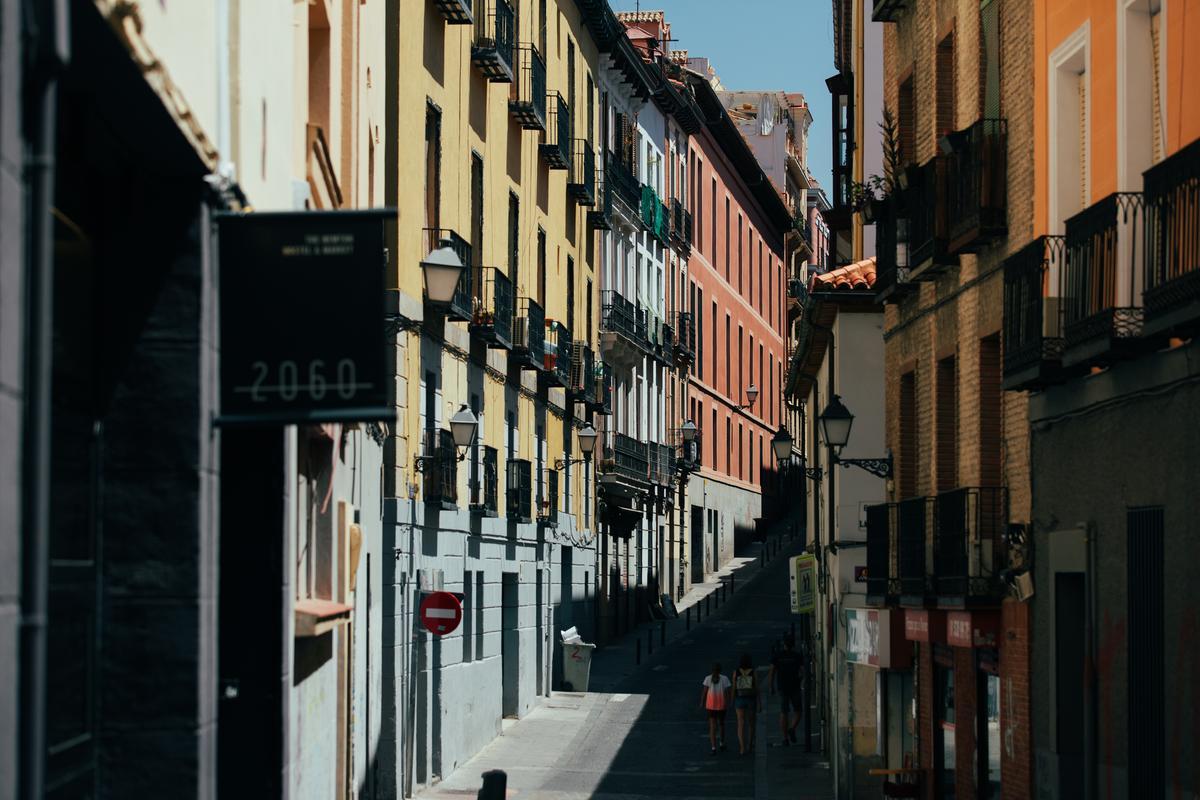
[790,554,817,614]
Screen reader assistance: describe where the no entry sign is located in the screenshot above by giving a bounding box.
[419,591,463,636]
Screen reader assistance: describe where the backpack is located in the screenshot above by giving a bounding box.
[735,669,755,697]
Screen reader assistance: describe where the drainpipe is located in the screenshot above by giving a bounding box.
[19,1,67,798]
[1084,523,1098,800]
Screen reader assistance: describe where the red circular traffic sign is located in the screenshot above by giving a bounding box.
[419,591,463,636]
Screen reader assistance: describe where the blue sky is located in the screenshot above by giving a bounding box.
[610,0,835,194]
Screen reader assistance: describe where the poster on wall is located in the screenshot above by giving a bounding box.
[790,554,816,614]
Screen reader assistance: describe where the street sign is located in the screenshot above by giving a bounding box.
[790,554,816,614]
[216,209,393,425]
[419,590,463,636]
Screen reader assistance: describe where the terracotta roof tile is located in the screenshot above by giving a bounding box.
[809,257,876,292]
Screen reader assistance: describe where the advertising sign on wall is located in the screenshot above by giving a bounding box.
[216,210,393,425]
[790,554,817,614]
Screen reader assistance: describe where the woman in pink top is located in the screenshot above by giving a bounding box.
[700,662,732,755]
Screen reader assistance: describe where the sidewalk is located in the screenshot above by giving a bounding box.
[587,529,805,693]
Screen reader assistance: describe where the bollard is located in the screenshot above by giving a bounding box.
[661,621,666,645]
[636,637,641,665]
[686,606,691,630]
[706,594,711,616]
[648,628,653,655]
[479,770,507,800]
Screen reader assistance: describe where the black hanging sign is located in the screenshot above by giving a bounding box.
[216,209,393,425]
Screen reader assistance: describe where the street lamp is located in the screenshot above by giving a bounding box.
[770,425,793,464]
[738,384,760,411]
[414,404,479,472]
[555,423,599,469]
[680,419,698,443]
[818,394,892,479]
[421,240,466,305]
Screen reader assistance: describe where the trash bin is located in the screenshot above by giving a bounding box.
[560,627,595,691]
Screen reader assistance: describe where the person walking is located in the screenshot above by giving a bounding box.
[732,653,762,755]
[700,662,731,755]
[768,635,803,745]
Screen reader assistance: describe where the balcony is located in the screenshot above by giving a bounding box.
[944,119,1008,255]
[906,158,957,280]
[670,198,693,254]
[651,442,677,486]
[423,228,473,322]
[470,446,499,517]
[675,311,696,365]
[607,149,642,219]
[506,458,533,523]
[934,487,1008,606]
[871,0,906,22]
[873,195,916,303]
[587,362,612,415]
[659,322,675,367]
[508,45,546,130]
[539,93,570,170]
[657,199,672,246]
[431,0,472,25]
[1063,192,1146,367]
[599,431,650,487]
[599,289,648,367]
[570,342,596,403]
[470,266,514,350]
[538,469,559,527]
[421,429,458,510]
[1002,236,1067,391]
[588,171,614,230]
[543,320,572,388]
[471,0,515,82]
[512,297,546,371]
[1142,138,1200,339]
[865,502,898,606]
[897,496,935,607]
[640,185,667,242]
[568,139,596,206]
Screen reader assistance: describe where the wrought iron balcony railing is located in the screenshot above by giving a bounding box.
[471,0,515,81]
[513,297,546,370]
[1063,192,1146,366]
[423,228,473,321]
[906,157,957,279]
[431,0,472,25]
[649,442,674,486]
[675,311,696,364]
[873,194,916,303]
[670,198,693,253]
[599,431,650,484]
[539,93,570,170]
[944,118,1008,255]
[588,362,612,415]
[607,149,642,218]
[570,342,596,401]
[508,45,546,130]
[1002,236,1066,390]
[543,320,572,387]
[588,171,614,230]
[1143,138,1200,339]
[600,289,639,343]
[865,502,899,605]
[897,496,935,605]
[506,458,533,522]
[659,323,675,367]
[657,199,671,245]
[470,446,499,517]
[933,487,1009,603]
[538,468,559,526]
[568,139,596,206]
[470,266,514,350]
[422,429,458,509]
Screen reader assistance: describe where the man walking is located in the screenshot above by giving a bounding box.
[767,635,803,745]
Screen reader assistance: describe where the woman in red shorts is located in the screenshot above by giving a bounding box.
[700,662,732,755]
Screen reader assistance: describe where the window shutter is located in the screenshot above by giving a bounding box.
[936,356,958,492]
[1150,9,1164,164]
[980,0,1001,119]
[899,76,916,165]
[899,371,918,499]
[936,31,956,137]
[1078,73,1088,208]
[978,335,1002,487]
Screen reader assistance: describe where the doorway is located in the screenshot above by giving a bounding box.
[690,505,705,583]
[535,569,544,696]
[502,573,520,717]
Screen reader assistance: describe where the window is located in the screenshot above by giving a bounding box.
[738,326,744,402]
[1050,26,1089,228]
[725,416,731,476]
[936,30,956,137]
[711,178,718,262]
[899,370,918,498]
[425,102,442,230]
[538,0,547,55]
[725,314,731,397]
[711,300,718,385]
[738,422,744,480]
[568,39,576,134]
[898,73,916,165]
[712,407,718,468]
[980,0,1002,120]
[737,213,744,293]
[758,241,764,314]
[1119,0,1166,189]
[936,355,957,491]
[471,154,485,302]
[725,196,731,282]
[696,284,703,380]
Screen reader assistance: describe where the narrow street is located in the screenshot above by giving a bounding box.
[418,541,833,800]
